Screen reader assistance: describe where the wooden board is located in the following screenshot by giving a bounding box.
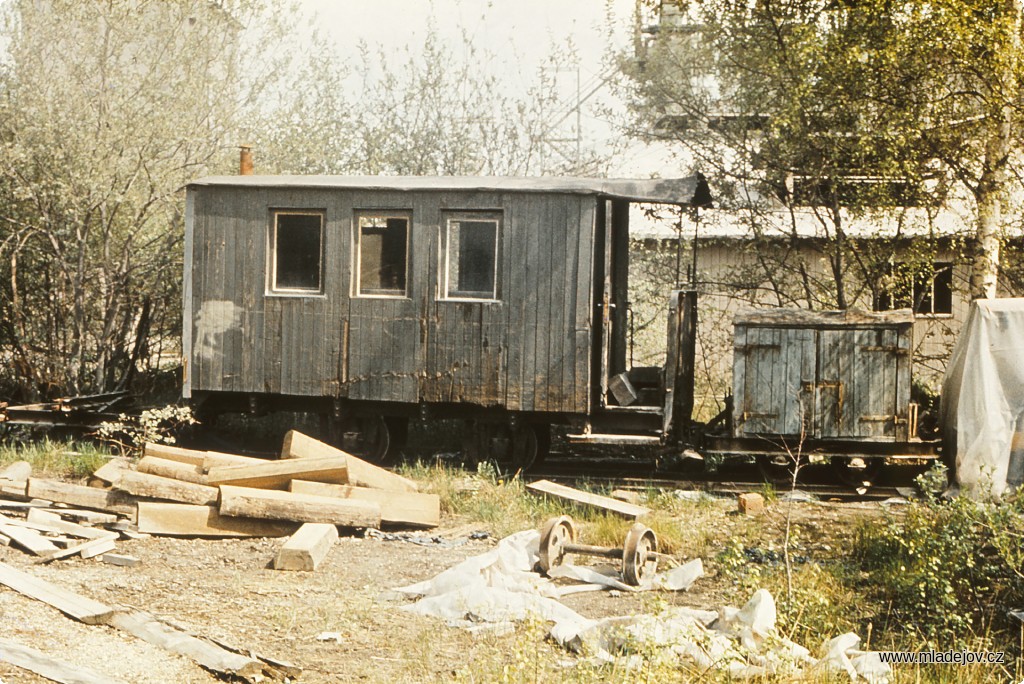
[26,509,118,541]
[107,611,265,680]
[207,456,348,490]
[114,470,219,506]
[136,503,296,538]
[273,522,338,571]
[289,480,439,528]
[281,430,417,492]
[26,479,136,519]
[0,637,124,684]
[0,560,114,624]
[0,524,59,556]
[136,456,207,485]
[525,480,650,519]
[34,536,117,564]
[218,485,381,528]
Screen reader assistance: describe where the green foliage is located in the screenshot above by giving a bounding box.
[854,495,1024,643]
[0,439,110,479]
[96,404,197,456]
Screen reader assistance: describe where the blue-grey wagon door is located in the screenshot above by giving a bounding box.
[816,328,910,439]
[733,326,815,436]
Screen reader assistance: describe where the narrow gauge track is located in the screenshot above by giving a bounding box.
[527,451,928,502]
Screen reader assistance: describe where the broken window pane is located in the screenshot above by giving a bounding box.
[272,212,322,292]
[357,214,409,296]
[446,215,499,299]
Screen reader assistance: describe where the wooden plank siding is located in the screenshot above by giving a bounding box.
[186,186,597,415]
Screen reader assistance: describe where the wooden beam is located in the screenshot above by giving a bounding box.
[26,479,136,519]
[136,456,207,484]
[40,508,118,525]
[0,560,114,624]
[281,430,417,492]
[114,470,218,506]
[219,485,381,528]
[290,480,439,528]
[136,502,296,538]
[0,479,28,500]
[206,456,348,490]
[273,522,338,571]
[0,637,124,684]
[107,611,265,680]
[90,459,129,485]
[0,460,32,481]
[525,479,651,519]
[142,443,265,470]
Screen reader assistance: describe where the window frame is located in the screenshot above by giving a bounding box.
[440,211,502,302]
[266,209,326,297]
[352,210,412,299]
[873,261,954,317]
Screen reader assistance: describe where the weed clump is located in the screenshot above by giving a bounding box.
[854,492,1024,644]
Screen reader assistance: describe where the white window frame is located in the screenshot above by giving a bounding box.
[267,209,325,296]
[353,211,412,299]
[441,211,501,302]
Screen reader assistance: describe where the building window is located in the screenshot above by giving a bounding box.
[269,211,323,294]
[355,213,409,297]
[443,213,500,300]
[874,262,953,315]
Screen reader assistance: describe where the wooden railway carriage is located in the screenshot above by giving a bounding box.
[183,175,712,466]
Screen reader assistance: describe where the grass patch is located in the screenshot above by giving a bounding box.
[0,438,112,479]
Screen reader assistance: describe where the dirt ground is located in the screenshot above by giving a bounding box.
[0,499,885,683]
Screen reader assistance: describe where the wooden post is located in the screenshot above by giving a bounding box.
[273,523,338,571]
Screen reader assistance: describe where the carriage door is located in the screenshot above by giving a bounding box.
[596,199,630,407]
[345,211,421,403]
[816,327,910,439]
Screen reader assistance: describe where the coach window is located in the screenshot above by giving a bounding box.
[444,212,500,300]
[269,211,323,294]
[355,213,409,297]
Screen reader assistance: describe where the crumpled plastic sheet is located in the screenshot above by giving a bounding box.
[395,531,891,682]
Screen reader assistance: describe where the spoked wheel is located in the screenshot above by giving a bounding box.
[831,456,884,490]
[756,453,805,485]
[462,421,549,472]
[332,415,407,465]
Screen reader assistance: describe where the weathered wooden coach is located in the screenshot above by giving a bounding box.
[183,175,712,466]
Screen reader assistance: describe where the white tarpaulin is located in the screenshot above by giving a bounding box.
[941,298,1024,499]
[396,531,890,682]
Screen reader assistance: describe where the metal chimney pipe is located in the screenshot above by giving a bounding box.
[239,145,253,175]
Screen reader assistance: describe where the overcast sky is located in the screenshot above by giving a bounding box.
[294,0,677,177]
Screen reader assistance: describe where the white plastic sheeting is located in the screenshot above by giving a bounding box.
[395,531,890,682]
[941,298,1024,499]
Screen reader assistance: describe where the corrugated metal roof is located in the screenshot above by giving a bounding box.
[188,174,713,206]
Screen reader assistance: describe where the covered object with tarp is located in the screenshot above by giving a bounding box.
[941,298,1024,498]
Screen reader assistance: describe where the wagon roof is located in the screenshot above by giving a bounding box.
[734,307,915,327]
[188,174,713,206]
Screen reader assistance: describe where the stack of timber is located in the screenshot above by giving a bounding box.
[0,460,129,563]
[0,431,438,571]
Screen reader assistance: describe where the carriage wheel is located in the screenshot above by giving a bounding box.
[537,515,576,575]
[622,523,659,586]
[462,421,548,472]
[831,456,884,490]
[334,415,406,465]
[755,453,805,485]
